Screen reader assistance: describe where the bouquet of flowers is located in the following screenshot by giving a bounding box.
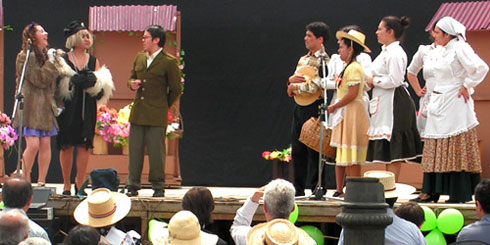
[262,146,292,162]
[166,111,183,139]
[0,112,18,150]
[110,104,131,147]
[95,105,118,143]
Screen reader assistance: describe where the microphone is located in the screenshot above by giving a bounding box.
[27,38,32,45]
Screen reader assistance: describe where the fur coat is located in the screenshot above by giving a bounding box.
[13,50,64,131]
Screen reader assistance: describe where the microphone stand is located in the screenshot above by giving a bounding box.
[12,40,33,176]
[311,54,328,200]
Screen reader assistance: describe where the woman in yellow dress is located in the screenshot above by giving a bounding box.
[328,30,371,196]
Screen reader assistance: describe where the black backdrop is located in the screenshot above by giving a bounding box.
[3,0,465,187]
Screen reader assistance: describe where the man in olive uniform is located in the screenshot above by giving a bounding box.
[126,25,182,197]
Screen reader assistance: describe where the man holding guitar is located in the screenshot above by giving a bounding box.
[287,22,331,197]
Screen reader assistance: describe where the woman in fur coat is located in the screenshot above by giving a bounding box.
[14,22,63,184]
[56,21,113,196]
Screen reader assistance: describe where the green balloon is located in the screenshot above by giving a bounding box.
[300,225,324,245]
[437,208,464,234]
[425,228,446,245]
[420,206,437,231]
[0,201,3,209]
[148,219,168,243]
[289,203,299,224]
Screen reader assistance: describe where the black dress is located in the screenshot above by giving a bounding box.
[56,54,99,150]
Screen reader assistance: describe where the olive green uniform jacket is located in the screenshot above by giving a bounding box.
[127,51,182,126]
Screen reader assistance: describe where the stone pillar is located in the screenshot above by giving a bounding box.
[336,177,393,245]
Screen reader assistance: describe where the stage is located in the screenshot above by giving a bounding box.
[41,184,480,242]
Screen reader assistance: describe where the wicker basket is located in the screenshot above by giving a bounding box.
[299,117,336,159]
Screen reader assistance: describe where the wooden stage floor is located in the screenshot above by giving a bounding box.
[43,183,480,241]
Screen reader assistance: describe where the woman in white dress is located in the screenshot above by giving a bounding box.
[414,17,488,203]
[366,16,423,180]
[406,30,442,136]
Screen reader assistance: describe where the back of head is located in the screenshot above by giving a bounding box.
[2,177,32,208]
[182,187,215,228]
[0,209,30,245]
[64,225,101,245]
[18,237,51,245]
[306,22,330,45]
[381,15,410,41]
[394,202,424,227]
[341,25,362,33]
[264,179,296,219]
[475,179,490,214]
[145,25,166,48]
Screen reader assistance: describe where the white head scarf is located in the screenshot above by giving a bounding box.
[436,16,466,41]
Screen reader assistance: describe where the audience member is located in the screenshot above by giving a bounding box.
[73,188,140,244]
[182,187,227,244]
[1,177,50,241]
[247,219,312,245]
[64,225,110,245]
[457,179,490,244]
[230,178,315,245]
[154,210,220,244]
[394,202,425,228]
[18,237,51,245]
[0,209,30,245]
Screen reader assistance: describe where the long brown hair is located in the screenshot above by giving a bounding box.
[21,22,47,65]
[182,187,215,228]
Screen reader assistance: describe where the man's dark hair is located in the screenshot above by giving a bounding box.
[145,25,166,48]
[64,225,101,245]
[2,178,32,208]
[394,202,425,227]
[306,22,330,45]
[475,179,490,214]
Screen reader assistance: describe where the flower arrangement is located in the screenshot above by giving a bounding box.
[262,146,292,162]
[110,104,131,147]
[0,112,18,150]
[177,49,186,92]
[166,111,183,139]
[95,105,118,143]
[95,105,130,147]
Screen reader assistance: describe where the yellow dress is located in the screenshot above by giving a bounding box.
[330,62,369,166]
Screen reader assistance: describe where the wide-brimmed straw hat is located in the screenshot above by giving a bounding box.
[363,170,416,198]
[336,29,371,53]
[247,219,313,245]
[293,65,322,106]
[153,210,218,245]
[73,188,131,228]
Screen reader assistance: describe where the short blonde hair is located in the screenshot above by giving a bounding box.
[65,29,93,49]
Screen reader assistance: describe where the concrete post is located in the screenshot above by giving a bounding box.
[336,177,393,245]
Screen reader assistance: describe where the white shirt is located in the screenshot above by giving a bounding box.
[338,209,426,245]
[147,48,163,68]
[423,38,488,138]
[407,44,443,136]
[230,197,259,245]
[368,41,408,141]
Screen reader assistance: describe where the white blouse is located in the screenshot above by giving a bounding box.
[368,41,408,140]
[423,38,489,138]
[407,44,443,136]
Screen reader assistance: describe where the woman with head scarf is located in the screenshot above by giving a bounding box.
[413,16,488,203]
[56,21,114,196]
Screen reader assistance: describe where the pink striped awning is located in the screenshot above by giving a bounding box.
[0,0,3,26]
[89,5,178,32]
[426,1,490,32]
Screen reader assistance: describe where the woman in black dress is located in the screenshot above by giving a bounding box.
[57,21,113,195]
